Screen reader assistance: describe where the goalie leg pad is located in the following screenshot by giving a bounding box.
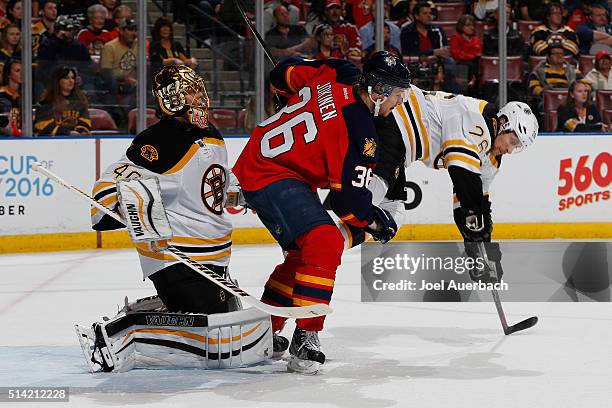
[76,301,273,372]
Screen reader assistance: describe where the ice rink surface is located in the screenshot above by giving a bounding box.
[1,244,611,408]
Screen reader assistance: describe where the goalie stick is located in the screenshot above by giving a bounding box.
[477,242,538,335]
[31,162,333,320]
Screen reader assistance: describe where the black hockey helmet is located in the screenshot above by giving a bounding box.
[152,65,210,129]
[359,51,411,97]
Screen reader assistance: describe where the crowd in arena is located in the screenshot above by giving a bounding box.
[0,0,610,136]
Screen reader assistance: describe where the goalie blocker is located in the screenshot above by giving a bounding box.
[76,296,273,372]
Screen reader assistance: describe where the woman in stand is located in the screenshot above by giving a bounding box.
[557,80,608,132]
[34,66,92,136]
[150,16,197,71]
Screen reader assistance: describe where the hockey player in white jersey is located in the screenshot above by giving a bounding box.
[342,86,538,281]
[76,65,273,372]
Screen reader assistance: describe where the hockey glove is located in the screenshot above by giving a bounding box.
[364,206,397,244]
[465,241,504,283]
[455,199,492,242]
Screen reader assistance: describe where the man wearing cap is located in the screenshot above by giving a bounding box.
[320,0,362,64]
[584,50,612,91]
[576,3,612,55]
[100,17,138,102]
[37,15,93,87]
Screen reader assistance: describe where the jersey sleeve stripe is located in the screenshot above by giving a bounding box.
[397,104,416,162]
[171,233,232,245]
[203,137,225,146]
[93,181,115,195]
[163,142,200,175]
[443,146,481,161]
[478,100,488,113]
[442,139,479,153]
[409,90,430,161]
[136,247,231,262]
[329,181,342,190]
[285,66,297,93]
[444,154,481,173]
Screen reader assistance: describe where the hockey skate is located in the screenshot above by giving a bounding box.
[287,327,325,375]
[273,333,289,358]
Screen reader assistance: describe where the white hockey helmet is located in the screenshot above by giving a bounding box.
[496,101,538,153]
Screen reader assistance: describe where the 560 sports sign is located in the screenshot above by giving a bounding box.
[557,152,611,211]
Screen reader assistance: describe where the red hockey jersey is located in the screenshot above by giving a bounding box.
[233,58,379,227]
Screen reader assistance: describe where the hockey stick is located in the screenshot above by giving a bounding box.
[31,162,333,320]
[234,0,278,65]
[477,242,538,335]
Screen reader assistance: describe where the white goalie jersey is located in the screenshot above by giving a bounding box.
[91,120,233,279]
[391,85,501,198]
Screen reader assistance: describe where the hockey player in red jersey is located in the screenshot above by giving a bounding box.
[233,52,411,374]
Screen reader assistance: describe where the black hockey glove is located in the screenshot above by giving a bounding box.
[364,206,397,244]
[465,242,504,283]
[454,199,492,242]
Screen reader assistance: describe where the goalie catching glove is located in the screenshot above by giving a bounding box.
[364,206,397,244]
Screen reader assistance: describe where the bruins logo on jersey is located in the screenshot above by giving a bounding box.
[363,138,377,158]
[201,164,227,215]
[140,145,159,162]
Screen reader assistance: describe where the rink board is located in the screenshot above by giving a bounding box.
[0,134,610,252]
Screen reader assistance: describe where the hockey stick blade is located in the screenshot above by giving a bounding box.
[31,162,333,319]
[504,316,538,335]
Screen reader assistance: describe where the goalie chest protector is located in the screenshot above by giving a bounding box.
[92,118,233,278]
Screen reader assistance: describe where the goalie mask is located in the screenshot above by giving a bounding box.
[153,65,210,129]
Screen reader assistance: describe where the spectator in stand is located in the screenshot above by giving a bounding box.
[449,15,482,82]
[576,4,612,55]
[77,4,113,58]
[37,16,93,86]
[584,49,612,90]
[0,24,20,72]
[483,3,525,56]
[34,65,91,136]
[32,0,57,57]
[362,23,402,60]
[264,0,299,33]
[321,0,362,64]
[0,59,21,136]
[466,0,498,22]
[530,3,579,58]
[566,0,591,31]
[101,0,118,31]
[312,23,345,59]
[529,42,581,99]
[390,0,416,27]
[359,0,400,53]
[401,2,450,61]
[0,0,21,32]
[265,5,311,59]
[557,80,608,131]
[150,16,197,70]
[107,5,132,40]
[0,0,6,19]
[100,18,137,104]
[344,0,373,29]
[518,0,559,22]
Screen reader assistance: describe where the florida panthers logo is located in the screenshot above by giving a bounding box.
[201,164,227,215]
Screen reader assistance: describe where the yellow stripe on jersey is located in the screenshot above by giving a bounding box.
[329,181,342,190]
[295,272,335,287]
[285,66,297,93]
[478,100,488,114]
[397,104,416,162]
[171,233,232,245]
[164,143,200,175]
[444,153,481,171]
[203,137,225,146]
[409,90,430,161]
[90,195,118,217]
[136,247,231,261]
[442,139,479,153]
[93,181,115,195]
[489,153,499,168]
[267,278,294,299]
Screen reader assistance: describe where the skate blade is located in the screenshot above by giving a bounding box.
[75,325,100,373]
[287,355,321,375]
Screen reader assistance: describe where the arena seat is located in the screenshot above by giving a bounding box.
[517,20,541,43]
[209,109,237,130]
[542,90,568,113]
[479,56,523,84]
[89,108,119,135]
[603,110,612,126]
[436,21,456,39]
[435,2,465,22]
[237,109,246,131]
[579,54,595,75]
[545,110,558,132]
[595,90,612,112]
[128,108,160,133]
